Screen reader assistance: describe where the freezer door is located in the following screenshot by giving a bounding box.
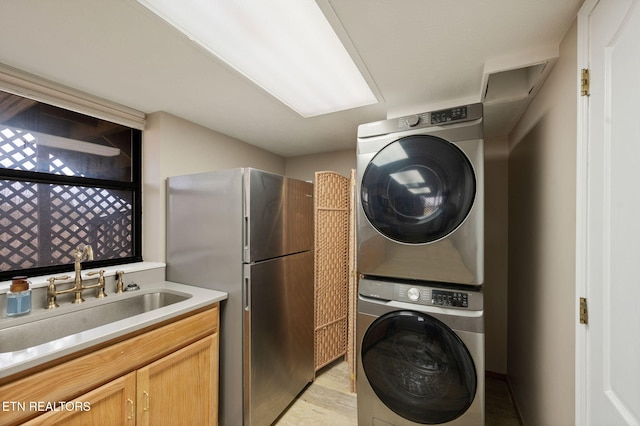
[244,251,314,426]
[245,169,313,262]
[166,168,244,288]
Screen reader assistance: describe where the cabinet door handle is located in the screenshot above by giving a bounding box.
[143,391,150,411]
[127,398,134,420]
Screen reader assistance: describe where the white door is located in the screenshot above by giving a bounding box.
[577,0,640,424]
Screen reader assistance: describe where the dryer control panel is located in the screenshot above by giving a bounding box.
[431,106,468,124]
[357,103,483,138]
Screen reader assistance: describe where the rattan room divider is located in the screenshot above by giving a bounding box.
[314,170,357,390]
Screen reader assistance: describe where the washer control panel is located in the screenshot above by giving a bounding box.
[359,278,482,310]
[431,289,469,308]
[396,284,469,308]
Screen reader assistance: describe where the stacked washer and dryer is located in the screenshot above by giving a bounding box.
[356,103,485,425]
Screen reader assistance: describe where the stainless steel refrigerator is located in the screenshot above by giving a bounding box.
[166,168,314,426]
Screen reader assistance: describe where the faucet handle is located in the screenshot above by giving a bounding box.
[115,270,125,294]
[49,275,71,282]
[46,275,71,309]
[87,270,107,298]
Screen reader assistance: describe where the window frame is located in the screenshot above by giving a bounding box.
[0,129,143,282]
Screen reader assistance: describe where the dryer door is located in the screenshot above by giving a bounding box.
[360,135,475,244]
[361,310,477,424]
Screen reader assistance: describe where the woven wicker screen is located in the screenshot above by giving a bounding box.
[314,171,351,373]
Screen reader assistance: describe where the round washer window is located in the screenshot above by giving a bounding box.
[360,135,475,244]
[361,310,477,424]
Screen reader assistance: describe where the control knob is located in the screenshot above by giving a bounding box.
[406,115,420,127]
[407,287,420,301]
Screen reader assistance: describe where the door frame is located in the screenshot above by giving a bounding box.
[575,0,598,424]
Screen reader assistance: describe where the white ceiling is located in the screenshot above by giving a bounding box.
[0,0,582,157]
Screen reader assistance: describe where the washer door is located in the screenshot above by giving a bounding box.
[361,310,477,424]
[360,135,475,244]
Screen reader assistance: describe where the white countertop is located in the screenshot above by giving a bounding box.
[0,261,169,292]
[0,280,227,380]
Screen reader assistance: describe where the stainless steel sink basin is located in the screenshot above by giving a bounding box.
[0,290,191,353]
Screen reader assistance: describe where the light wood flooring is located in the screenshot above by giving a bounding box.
[275,361,521,425]
[275,361,357,426]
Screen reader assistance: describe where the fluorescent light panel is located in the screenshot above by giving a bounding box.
[136,0,378,117]
[3,126,120,157]
[390,169,425,186]
[27,132,121,157]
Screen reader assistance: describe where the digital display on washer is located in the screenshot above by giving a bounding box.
[431,106,468,124]
[432,289,469,308]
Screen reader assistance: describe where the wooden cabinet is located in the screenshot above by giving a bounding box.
[23,373,137,426]
[0,304,219,426]
[136,335,218,425]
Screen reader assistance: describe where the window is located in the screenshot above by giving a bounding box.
[0,90,142,281]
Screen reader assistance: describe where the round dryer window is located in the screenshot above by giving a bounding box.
[361,310,477,424]
[360,135,476,244]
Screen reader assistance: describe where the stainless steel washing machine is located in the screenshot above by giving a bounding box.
[357,277,484,425]
[357,103,483,286]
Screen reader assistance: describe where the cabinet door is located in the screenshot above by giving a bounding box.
[23,372,136,426]
[136,334,219,426]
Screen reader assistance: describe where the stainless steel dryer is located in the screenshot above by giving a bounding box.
[357,277,484,425]
[357,104,483,286]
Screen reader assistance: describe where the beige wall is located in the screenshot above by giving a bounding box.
[285,149,355,182]
[142,111,285,262]
[484,135,510,375]
[507,20,577,425]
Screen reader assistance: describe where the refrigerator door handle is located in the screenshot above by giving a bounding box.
[244,271,251,311]
[243,170,250,263]
[243,215,249,262]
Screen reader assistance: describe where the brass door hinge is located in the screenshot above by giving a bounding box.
[580,297,589,324]
[581,69,590,96]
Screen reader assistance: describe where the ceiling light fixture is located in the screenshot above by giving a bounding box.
[136,0,378,117]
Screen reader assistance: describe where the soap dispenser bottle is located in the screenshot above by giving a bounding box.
[6,276,32,317]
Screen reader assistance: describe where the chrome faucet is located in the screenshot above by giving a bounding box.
[46,245,107,308]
